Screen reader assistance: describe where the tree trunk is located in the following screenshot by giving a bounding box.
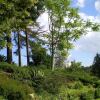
[18,31,21,66]
[51,49,55,71]
[26,31,30,66]
[7,34,12,64]
[51,32,55,71]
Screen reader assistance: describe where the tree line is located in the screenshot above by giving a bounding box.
[0,0,99,70]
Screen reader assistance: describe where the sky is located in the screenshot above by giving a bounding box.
[1,0,100,66]
[69,0,100,66]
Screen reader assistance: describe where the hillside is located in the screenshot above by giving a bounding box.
[0,62,100,100]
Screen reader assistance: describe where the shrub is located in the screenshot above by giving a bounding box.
[0,96,5,99]
[95,88,100,98]
[0,62,17,73]
[0,55,7,62]
[42,76,62,94]
[12,67,31,81]
[74,82,83,89]
[7,92,25,100]
[32,76,44,93]
[66,81,83,90]
[80,90,95,100]
[0,73,33,100]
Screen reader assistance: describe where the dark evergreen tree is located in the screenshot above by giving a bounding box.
[91,53,100,77]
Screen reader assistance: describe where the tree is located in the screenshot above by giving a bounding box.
[30,42,50,66]
[55,50,68,68]
[44,0,92,70]
[25,31,30,66]
[14,0,38,66]
[0,0,15,64]
[0,0,37,65]
[13,0,45,66]
[71,60,82,68]
[6,33,12,64]
[25,0,45,66]
[91,53,100,77]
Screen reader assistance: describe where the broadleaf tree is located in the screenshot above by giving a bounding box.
[44,0,96,70]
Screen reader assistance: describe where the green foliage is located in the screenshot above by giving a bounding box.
[57,83,95,100]
[95,88,100,98]
[71,61,82,68]
[91,53,100,77]
[0,62,17,73]
[0,72,34,100]
[0,96,5,99]
[0,63,100,99]
[73,81,83,89]
[0,62,44,83]
[44,0,93,69]
[0,55,7,62]
[80,89,95,100]
[42,77,61,94]
[0,0,39,52]
[32,76,44,93]
[92,23,100,31]
[55,50,67,68]
[30,42,51,67]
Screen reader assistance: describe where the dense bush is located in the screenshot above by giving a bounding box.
[95,88,100,98]
[0,62,44,82]
[67,81,83,89]
[58,85,95,100]
[0,73,34,100]
[0,62,17,73]
[0,96,5,99]
[43,78,61,94]
[74,81,83,89]
[80,89,95,100]
[32,76,44,93]
[30,42,51,67]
